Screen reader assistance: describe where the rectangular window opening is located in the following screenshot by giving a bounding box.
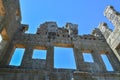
[32,49,47,59]
[82,53,94,62]
[9,48,25,66]
[54,47,76,69]
[101,54,114,71]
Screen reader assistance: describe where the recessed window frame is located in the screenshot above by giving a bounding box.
[32,49,47,60]
[101,54,114,71]
[9,48,25,66]
[54,47,77,69]
[82,52,94,63]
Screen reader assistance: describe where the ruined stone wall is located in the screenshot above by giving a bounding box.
[0,0,120,80]
[0,21,118,80]
[0,68,120,80]
[100,6,120,62]
[0,0,21,65]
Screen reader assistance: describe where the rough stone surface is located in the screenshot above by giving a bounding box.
[0,0,120,80]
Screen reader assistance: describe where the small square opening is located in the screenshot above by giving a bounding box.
[82,53,94,62]
[32,49,47,59]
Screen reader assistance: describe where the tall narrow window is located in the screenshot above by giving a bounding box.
[9,48,25,66]
[101,54,114,71]
[32,49,46,59]
[54,47,76,69]
[82,53,94,62]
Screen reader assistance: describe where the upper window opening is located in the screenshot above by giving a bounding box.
[54,47,76,69]
[32,49,47,59]
[82,53,94,63]
[101,54,114,71]
[9,48,25,66]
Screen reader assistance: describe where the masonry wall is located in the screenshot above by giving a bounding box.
[0,0,120,80]
[102,6,120,62]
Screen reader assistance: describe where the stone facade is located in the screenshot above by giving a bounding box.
[0,0,120,80]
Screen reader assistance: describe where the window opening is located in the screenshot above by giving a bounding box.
[9,48,25,66]
[82,53,94,62]
[54,47,76,69]
[32,49,47,59]
[101,54,114,71]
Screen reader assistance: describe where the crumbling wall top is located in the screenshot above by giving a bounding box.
[36,22,78,36]
[104,6,120,16]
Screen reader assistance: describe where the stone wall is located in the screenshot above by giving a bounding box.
[100,6,120,62]
[0,0,120,80]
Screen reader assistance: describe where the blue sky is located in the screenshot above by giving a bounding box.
[20,0,120,34]
[9,0,120,70]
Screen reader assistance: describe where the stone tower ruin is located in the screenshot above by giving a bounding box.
[0,0,120,80]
